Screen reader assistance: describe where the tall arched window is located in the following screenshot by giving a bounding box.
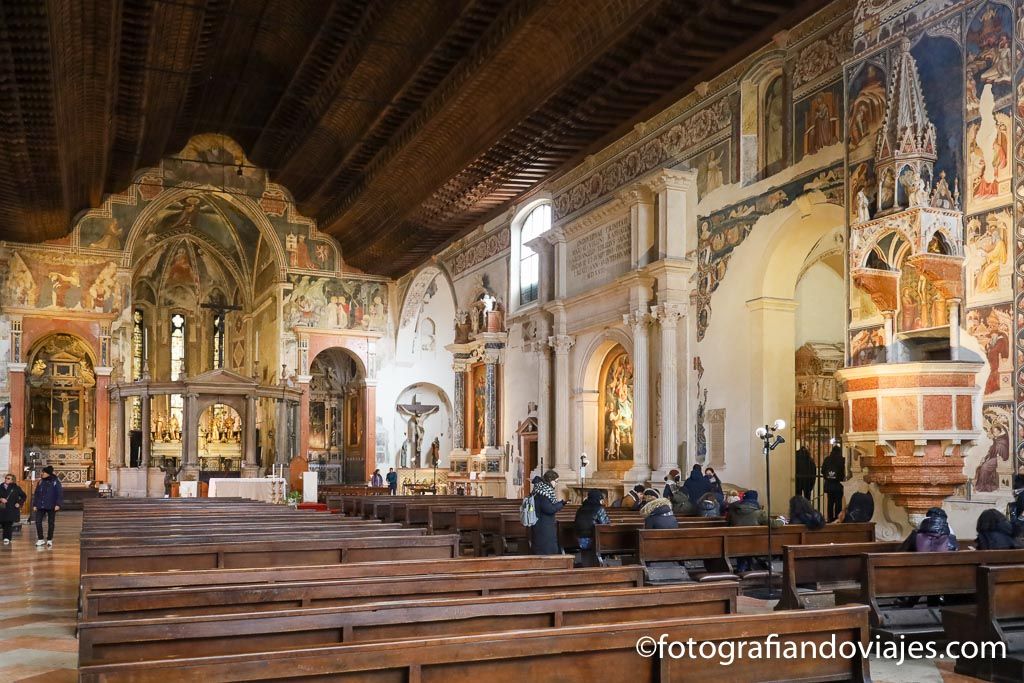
[515,203,551,306]
[170,313,186,428]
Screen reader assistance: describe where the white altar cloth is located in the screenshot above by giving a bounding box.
[208,477,287,502]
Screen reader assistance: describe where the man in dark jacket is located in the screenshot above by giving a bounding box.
[1,473,27,545]
[32,466,63,548]
[614,484,645,510]
[794,447,816,500]
[820,446,846,522]
[530,470,565,554]
[640,489,678,529]
[385,468,398,495]
[574,489,610,567]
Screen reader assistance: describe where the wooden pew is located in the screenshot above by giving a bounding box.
[81,565,646,619]
[637,523,876,579]
[775,541,903,610]
[81,521,387,538]
[80,526,413,547]
[79,583,739,665]
[834,548,1024,639]
[77,605,872,682]
[586,520,727,563]
[80,534,459,573]
[941,564,1024,681]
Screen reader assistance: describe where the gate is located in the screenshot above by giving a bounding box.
[792,406,844,515]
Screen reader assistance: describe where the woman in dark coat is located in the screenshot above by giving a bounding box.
[788,495,825,530]
[640,489,678,529]
[1,473,27,545]
[681,464,711,504]
[794,447,816,500]
[530,470,565,555]
[976,509,1024,550]
[574,489,610,566]
[840,491,874,523]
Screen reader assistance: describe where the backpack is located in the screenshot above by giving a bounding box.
[520,495,538,527]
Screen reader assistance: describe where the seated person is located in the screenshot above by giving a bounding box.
[574,489,610,567]
[975,508,1024,550]
[788,495,825,530]
[837,491,874,523]
[613,484,645,510]
[640,488,678,529]
[898,507,958,552]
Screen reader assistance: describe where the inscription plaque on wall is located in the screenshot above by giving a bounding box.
[566,217,631,297]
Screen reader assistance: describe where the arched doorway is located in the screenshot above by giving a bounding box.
[308,348,363,483]
[24,333,98,483]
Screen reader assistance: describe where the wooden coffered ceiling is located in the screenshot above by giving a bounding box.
[0,0,826,277]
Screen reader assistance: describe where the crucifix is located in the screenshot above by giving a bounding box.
[396,395,439,468]
[201,296,243,370]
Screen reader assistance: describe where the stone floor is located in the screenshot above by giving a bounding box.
[0,511,79,682]
[0,513,991,681]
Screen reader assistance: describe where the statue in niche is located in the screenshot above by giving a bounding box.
[160,458,182,497]
[856,190,872,223]
[427,437,440,468]
[930,171,955,209]
[454,310,472,343]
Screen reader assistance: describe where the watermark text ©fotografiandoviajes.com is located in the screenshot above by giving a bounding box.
[634,633,1006,667]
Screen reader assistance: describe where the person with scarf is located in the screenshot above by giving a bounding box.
[614,483,645,510]
[704,468,726,514]
[1,473,27,545]
[975,509,1023,550]
[662,469,681,499]
[530,470,564,555]
[574,489,610,566]
[640,488,678,529]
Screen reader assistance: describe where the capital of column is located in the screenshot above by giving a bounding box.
[623,310,652,331]
[548,334,575,355]
[617,185,654,206]
[651,303,685,328]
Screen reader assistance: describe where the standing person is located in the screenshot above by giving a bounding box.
[820,445,846,522]
[385,468,398,494]
[794,447,816,500]
[370,469,384,488]
[32,466,62,548]
[1,474,27,545]
[681,464,711,503]
[574,489,610,567]
[530,470,565,555]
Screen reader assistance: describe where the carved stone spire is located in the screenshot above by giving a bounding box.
[875,38,937,164]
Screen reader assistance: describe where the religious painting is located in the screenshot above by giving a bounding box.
[310,402,326,450]
[794,82,841,161]
[846,63,886,162]
[25,334,96,449]
[469,363,487,452]
[972,403,1012,494]
[347,392,361,447]
[163,134,267,197]
[4,250,122,314]
[966,109,1012,211]
[965,304,1011,399]
[284,275,388,332]
[965,207,1012,302]
[692,140,730,200]
[966,3,1014,119]
[898,260,948,332]
[849,326,885,367]
[598,346,634,463]
[79,215,124,251]
[762,76,784,174]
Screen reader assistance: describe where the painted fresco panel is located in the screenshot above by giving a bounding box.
[691,140,731,200]
[846,62,887,163]
[794,80,843,162]
[849,326,886,367]
[965,206,1012,303]
[284,276,388,332]
[5,251,121,313]
[966,303,1011,400]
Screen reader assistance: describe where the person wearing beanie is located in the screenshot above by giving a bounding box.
[640,488,678,529]
[662,469,681,499]
[530,470,564,555]
[614,483,645,510]
[1,473,27,545]
[31,466,63,548]
[574,489,610,566]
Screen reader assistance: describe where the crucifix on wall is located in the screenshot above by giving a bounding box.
[201,297,243,370]
[397,395,439,468]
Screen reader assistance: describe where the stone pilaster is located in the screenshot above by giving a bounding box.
[651,303,684,479]
[624,310,652,483]
[549,334,574,474]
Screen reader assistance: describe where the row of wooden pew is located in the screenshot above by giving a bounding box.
[76,496,874,682]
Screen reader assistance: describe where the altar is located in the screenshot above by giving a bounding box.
[208,477,287,503]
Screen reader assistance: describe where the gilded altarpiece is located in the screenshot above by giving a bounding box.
[598,345,634,471]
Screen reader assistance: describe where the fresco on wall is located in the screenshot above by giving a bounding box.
[692,140,730,200]
[164,134,267,197]
[966,3,1014,119]
[966,109,1012,211]
[763,76,785,174]
[897,260,948,332]
[846,63,887,162]
[4,251,122,313]
[965,207,1012,302]
[599,346,634,462]
[973,402,1012,493]
[965,303,1011,399]
[794,81,842,161]
[848,160,877,225]
[284,276,388,331]
[849,326,886,366]
[281,231,336,272]
[693,164,843,341]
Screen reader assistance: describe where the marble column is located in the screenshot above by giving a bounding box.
[140,391,151,468]
[243,393,258,476]
[275,398,289,464]
[484,356,498,450]
[535,343,552,473]
[549,335,574,474]
[624,311,652,483]
[8,364,26,483]
[111,396,126,468]
[183,392,199,470]
[651,303,684,479]
[362,381,377,482]
[452,361,468,451]
[297,375,312,460]
[93,368,112,482]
